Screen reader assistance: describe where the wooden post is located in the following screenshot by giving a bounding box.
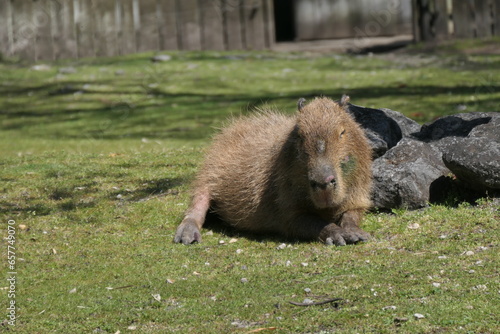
[11,0,36,60]
[244,0,266,50]
[51,1,76,59]
[157,0,179,50]
[434,0,450,39]
[221,0,244,49]
[0,0,12,57]
[93,1,117,57]
[475,0,492,37]
[120,0,137,54]
[452,0,476,38]
[495,0,500,36]
[411,0,421,42]
[177,0,202,50]
[33,0,54,61]
[262,0,274,48]
[199,0,225,50]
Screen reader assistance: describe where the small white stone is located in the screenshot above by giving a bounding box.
[382,305,397,310]
[414,313,425,319]
[464,251,474,256]
[438,255,447,259]
[302,298,314,305]
[276,243,286,250]
[152,54,172,62]
[285,260,292,267]
[408,223,420,230]
[301,262,309,267]
[432,282,441,288]
[304,288,311,293]
[240,278,248,284]
[469,270,475,274]
[236,249,243,254]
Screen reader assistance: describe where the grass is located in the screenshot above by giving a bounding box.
[1,42,499,333]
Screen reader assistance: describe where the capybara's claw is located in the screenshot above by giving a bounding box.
[322,227,370,246]
[342,227,370,244]
[174,218,202,245]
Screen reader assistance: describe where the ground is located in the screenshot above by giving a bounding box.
[0,39,499,333]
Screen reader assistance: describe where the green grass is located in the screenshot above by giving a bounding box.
[1,44,499,333]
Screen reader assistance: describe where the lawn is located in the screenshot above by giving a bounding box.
[1,43,499,333]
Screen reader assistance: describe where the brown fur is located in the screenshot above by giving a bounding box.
[174,96,373,246]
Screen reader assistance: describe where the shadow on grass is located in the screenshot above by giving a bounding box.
[429,176,499,207]
[2,83,500,142]
[203,211,317,244]
[126,177,187,202]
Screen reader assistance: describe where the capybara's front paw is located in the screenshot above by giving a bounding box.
[320,226,370,246]
[174,218,202,245]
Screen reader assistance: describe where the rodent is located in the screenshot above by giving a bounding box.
[174,95,372,246]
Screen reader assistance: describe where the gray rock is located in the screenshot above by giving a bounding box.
[151,54,172,62]
[439,114,500,191]
[348,104,421,158]
[371,138,450,209]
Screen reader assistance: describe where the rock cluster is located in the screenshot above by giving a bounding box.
[348,105,500,209]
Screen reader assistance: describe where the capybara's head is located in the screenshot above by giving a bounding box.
[296,95,359,209]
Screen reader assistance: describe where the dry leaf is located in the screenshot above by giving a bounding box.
[152,294,161,302]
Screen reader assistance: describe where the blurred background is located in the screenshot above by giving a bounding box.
[1,0,497,61]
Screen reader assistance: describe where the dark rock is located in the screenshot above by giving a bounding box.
[371,138,450,209]
[348,104,421,158]
[439,114,500,191]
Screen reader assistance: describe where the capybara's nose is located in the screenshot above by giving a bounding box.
[310,175,336,190]
[325,175,336,185]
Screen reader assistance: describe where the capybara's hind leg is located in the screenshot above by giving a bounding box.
[174,187,210,245]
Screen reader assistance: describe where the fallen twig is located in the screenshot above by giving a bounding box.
[289,298,343,307]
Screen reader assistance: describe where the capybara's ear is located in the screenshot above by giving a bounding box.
[339,94,350,107]
[297,98,306,112]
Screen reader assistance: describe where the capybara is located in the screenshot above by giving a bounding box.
[174,96,373,246]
